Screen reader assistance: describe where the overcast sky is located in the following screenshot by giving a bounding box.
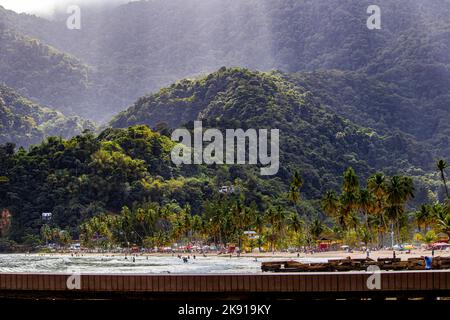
[0,0,137,17]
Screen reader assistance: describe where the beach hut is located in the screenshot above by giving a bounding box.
[317,237,342,251]
[436,233,449,243]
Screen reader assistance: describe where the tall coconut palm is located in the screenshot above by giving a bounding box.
[254,214,265,252]
[386,176,415,242]
[288,170,303,205]
[340,191,359,229]
[232,200,254,253]
[288,213,304,233]
[288,213,304,251]
[359,189,375,228]
[40,224,52,245]
[309,218,324,242]
[265,206,287,252]
[340,167,361,230]
[436,159,449,199]
[343,167,360,193]
[368,173,387,201]
[415,204,432,232]
[435,202,450,237]
[322,190,342,226]
[367,173,388,242]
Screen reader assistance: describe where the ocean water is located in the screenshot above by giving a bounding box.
[0,254,329,274]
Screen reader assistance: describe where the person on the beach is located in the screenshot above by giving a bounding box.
[424,256,432,270]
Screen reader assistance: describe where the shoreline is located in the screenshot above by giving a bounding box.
[4,249,449,261]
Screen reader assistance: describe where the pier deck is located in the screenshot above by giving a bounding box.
[0,271,449,300]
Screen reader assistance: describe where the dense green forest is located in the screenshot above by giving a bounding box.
[1,0,449,147]
[0,27,93,116]
[112,67,436,196]
[286,70,450,159]
[0,85,95,148]
[0,124,448,249]
[0,124,284,244]
[0,1,449,249]
[75,168,449,251]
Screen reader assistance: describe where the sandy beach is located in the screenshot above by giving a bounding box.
[31,248,450,261]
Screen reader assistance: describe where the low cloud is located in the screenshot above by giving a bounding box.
[0,0,138,18]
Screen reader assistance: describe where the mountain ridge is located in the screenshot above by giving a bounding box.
[0,84,95,148]
[110,67,434,197]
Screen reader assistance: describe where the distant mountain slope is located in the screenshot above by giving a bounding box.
[0,85,95,148]
[0,26,94,117]
[0,1,448,156]
[285,70,450,159]
[111,67,432,197]
[2,0,449,129]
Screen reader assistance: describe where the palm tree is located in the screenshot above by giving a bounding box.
[254,214,265,252]
[322,190,340,223]
[343,167,360,193]
[435,202,450,236]
[359,189,375,228]
[289,213,304,233]
[368,173,387,200]
[265,206,286,252]
[339,167,361,230]
[367,173,388,245]
[415,204,432,232]
[368,213,386,248]
[436,159,449,199]
[40,224,52,246]
[190,215,204,241]
[359,226,373,248]
[231,199,253,253]
[288,170,303,204]
[340,191,359,230]
[386,176,415,242]
[309,218,324,242]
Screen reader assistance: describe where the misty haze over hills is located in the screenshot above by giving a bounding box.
[0,0,449,158]
[1,0,449,158]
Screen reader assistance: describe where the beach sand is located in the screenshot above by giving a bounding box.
[38,248,450,261]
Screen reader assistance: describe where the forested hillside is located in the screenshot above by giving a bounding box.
[0,85,95,148]
[286,70,450,158]
[0,125,284,242]
[1,0,449,150]
[0,1,448,248]
[1,122,444,245]
[111,67,434,195]
[0,26,93,117]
